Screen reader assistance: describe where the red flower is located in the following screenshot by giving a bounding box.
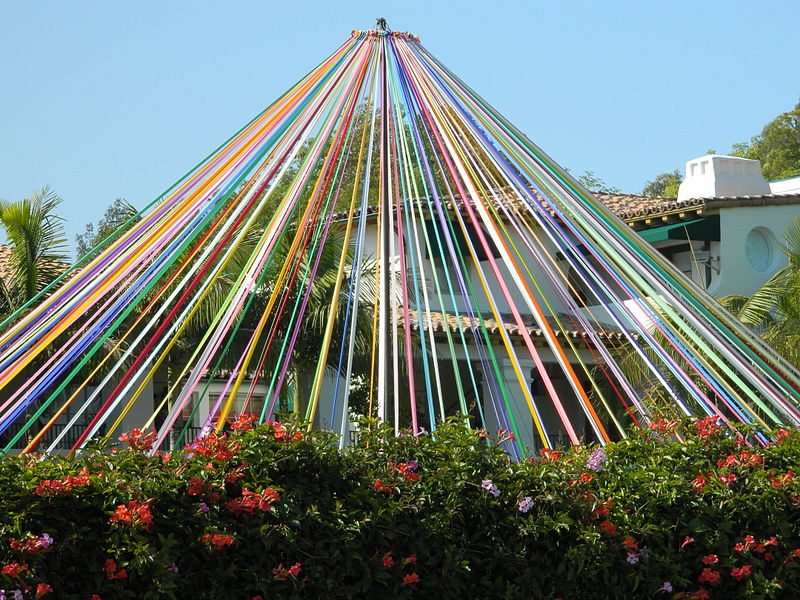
[599,521,616,536]
[34,469,91,497]
[691,473,712,492]
[201,533,234,550]
[382,552,395,567]
[373,479,393,493]
[103,558,128,580]
[681,536,695,549]
[697,568,721,586]
[691,587,710,600]
[403,573,420,584]
[272,562,302,581]
[35,583,53,598]
[403,554,417,565]
[229,413,257,431]
[719,473,737,485]
[109,500,153,530]
[226,488,280,515]
[540,449,561,461]
[693,416,721,439]
[730,565,752,581]
[768,470,795,487]
[622,537,638,551]
[2,561,28,578]
[701,554,718,565]
[118,428,157,452]
[649,418,680,434]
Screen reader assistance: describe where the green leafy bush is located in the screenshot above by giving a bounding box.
[1,417,799,599]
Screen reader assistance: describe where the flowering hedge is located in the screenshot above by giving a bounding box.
[0,417,799,599]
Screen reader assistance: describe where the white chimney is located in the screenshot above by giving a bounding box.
[677,155,770,201]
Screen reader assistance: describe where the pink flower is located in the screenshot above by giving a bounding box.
[518,497,534,513]
[480,480,500,497]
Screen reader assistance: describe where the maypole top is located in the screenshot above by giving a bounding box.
[350,20,421,42]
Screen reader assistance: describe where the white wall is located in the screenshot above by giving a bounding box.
[709,205,795,297]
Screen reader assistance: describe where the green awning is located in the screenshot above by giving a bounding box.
[637,217,719,243]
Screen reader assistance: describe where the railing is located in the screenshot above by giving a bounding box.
[0,421,88,453]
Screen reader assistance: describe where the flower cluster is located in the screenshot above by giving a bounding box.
[373,479,394,493]
[716,449,763,468]
[189,432,241,462]
[1,562,27,578]
[33,469,90,497]
[379,551,419,586]
[118,428,157,452]
[386,461,419,482]
[8,534,53,555]
[480,479,500,497]
[517,496,534,513]
[186,477,219,500]
[226,488,280,515]
[201,532,234,550]
[767,469,795,487]
[648,418,680,435]
[229,413,257,432]
[266,421,303,443]
[692,416,722,439]
[585,447,606,471]
[103,558,127,580]
[109,500,154,530]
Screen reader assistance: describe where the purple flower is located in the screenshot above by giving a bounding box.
[39,533,53,549]
[0,589,6,600]
[626,551,640,564]
[658,582,673,593]
[586,448,606,471]
[518,496,534,513]
[169,563,179,574]
[480,479,500,497]
[198,502,209,513]
[12,591,21,600]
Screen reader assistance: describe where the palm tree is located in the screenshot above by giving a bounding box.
[0,186,69,316]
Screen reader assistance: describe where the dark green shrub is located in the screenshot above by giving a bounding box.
[0,417,799,599]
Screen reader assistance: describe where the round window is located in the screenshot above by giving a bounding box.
[745,227,774,273]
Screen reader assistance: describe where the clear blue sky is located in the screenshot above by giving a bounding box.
[1,0,798,258]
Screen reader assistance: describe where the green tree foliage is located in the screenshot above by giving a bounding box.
[730,100,800,181]
[577,170,622,194]
[0,186,68,315]
[642,170,682,197]
[75,198,139,259]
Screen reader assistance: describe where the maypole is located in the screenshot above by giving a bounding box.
[1,19,799,457]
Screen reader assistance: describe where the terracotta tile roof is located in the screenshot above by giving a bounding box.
[591,192,698,221]
[396,308,628,344]
[593,191,800,225]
